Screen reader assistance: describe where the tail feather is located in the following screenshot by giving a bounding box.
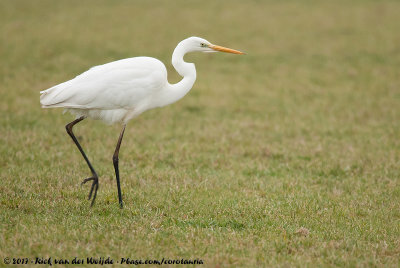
[40,86,59,107]
[40,81,71,108]
[40,85,89,109]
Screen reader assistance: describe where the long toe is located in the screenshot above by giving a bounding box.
[88,178,99,200]
[81,176,99,206]
[81,176,96,186]
[90,183,99,207]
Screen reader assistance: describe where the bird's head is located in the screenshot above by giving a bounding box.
[182,36,245,55]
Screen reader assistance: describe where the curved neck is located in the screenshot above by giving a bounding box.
[172,42,196,78]
[162,42,196,106]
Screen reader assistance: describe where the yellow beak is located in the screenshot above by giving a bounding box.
[209,44,245,55]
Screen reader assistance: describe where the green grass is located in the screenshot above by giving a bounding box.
[1,0,400,267]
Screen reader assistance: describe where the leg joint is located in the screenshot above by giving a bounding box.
[65,123,73,134]
[66,116,85,134]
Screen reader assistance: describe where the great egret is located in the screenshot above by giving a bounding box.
[40,36,244,208]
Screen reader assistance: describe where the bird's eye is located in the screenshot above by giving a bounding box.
[201,43,206,47]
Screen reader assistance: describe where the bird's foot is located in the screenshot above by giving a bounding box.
[81,176,99,207]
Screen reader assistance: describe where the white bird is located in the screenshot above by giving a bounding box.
[40,36,244,208]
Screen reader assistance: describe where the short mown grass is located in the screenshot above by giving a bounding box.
[1,0,399,267]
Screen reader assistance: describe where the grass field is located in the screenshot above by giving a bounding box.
[1,0,400,267]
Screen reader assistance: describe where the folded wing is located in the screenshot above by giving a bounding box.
[40,57,168,110]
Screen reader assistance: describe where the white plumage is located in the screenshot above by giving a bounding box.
[40,57,168,124]
[40,36,244,208]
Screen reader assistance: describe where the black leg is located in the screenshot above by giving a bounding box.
[113,125,126,209]
[65,116,99,207]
